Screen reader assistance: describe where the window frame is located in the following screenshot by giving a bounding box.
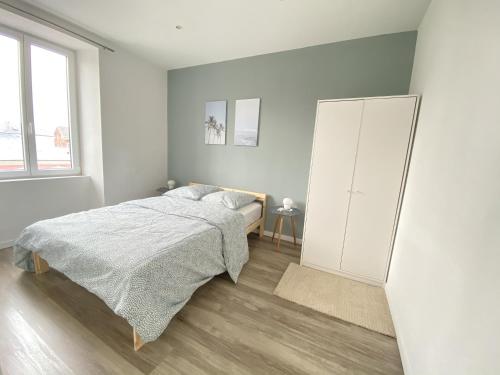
[0,24,80,180]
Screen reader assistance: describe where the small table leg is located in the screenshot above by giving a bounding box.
[290,216,297,247]
[276,216,284,251]
[272,216,280,242]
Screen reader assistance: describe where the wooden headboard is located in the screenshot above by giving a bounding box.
[188,182,267,236]
[188,182,266,206]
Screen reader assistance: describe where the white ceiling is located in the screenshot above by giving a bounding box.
[22,0,431,69]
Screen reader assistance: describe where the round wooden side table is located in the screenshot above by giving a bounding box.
[270,206,302,251]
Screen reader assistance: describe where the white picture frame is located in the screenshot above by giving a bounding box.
[234,98,260,147]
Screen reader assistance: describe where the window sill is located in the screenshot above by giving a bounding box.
[0,175,89,184]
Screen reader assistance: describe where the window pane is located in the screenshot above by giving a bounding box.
[31,44,72,170]
[0,34,25,172]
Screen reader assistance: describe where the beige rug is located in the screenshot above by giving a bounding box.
[273,263,396,337]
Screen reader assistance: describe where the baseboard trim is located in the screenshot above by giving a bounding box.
[385,284,412,375]
[263,230,302,245]
[0,239,15,250]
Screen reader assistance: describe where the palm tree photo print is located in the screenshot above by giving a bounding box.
[204,100,226,145]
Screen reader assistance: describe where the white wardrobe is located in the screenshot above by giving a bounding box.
[301,95,418,285]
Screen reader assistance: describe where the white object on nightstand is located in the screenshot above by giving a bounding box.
[167,180,176,190]
[283,197,293,210]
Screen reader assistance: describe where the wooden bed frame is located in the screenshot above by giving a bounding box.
[31,183,267,351]
[189,182,267,238]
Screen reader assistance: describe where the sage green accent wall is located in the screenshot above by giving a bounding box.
[168,32,417,237]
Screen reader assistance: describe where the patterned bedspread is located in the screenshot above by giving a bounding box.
[13,196,249,343]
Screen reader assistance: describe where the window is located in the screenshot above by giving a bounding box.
[0,26,79,179]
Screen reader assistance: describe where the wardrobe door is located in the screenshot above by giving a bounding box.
[302,100,363,271]
[340,97,417,281]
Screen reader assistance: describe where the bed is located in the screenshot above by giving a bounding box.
[13,183,267,351]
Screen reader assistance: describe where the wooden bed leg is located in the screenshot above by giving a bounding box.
[133,328,145,351]
[32,252,49,274]
[260,199,267,239]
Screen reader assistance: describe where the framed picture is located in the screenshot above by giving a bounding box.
[204,100,226,145]
[234,98,260,146]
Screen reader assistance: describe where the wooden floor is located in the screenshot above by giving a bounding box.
[0,236,403,374]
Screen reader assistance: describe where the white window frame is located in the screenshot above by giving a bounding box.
[0,24,80,180]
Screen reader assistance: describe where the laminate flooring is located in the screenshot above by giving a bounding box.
[0,236,403,374]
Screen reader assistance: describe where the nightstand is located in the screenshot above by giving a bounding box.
[270,206,302,251]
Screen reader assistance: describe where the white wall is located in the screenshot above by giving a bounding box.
[0,177,91,248]
[386,1,500,374]
[99,50,167,205]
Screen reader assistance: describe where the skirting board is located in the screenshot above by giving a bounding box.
[263,230,302,245]
[0,239,15,250]
[385,284,412,375]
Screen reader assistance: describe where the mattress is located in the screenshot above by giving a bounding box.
[238,202,262,226]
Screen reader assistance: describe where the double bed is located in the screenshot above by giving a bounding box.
[13,183,267,351]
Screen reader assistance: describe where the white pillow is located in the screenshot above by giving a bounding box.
[163,184,221,200]
[202,191,256,209]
